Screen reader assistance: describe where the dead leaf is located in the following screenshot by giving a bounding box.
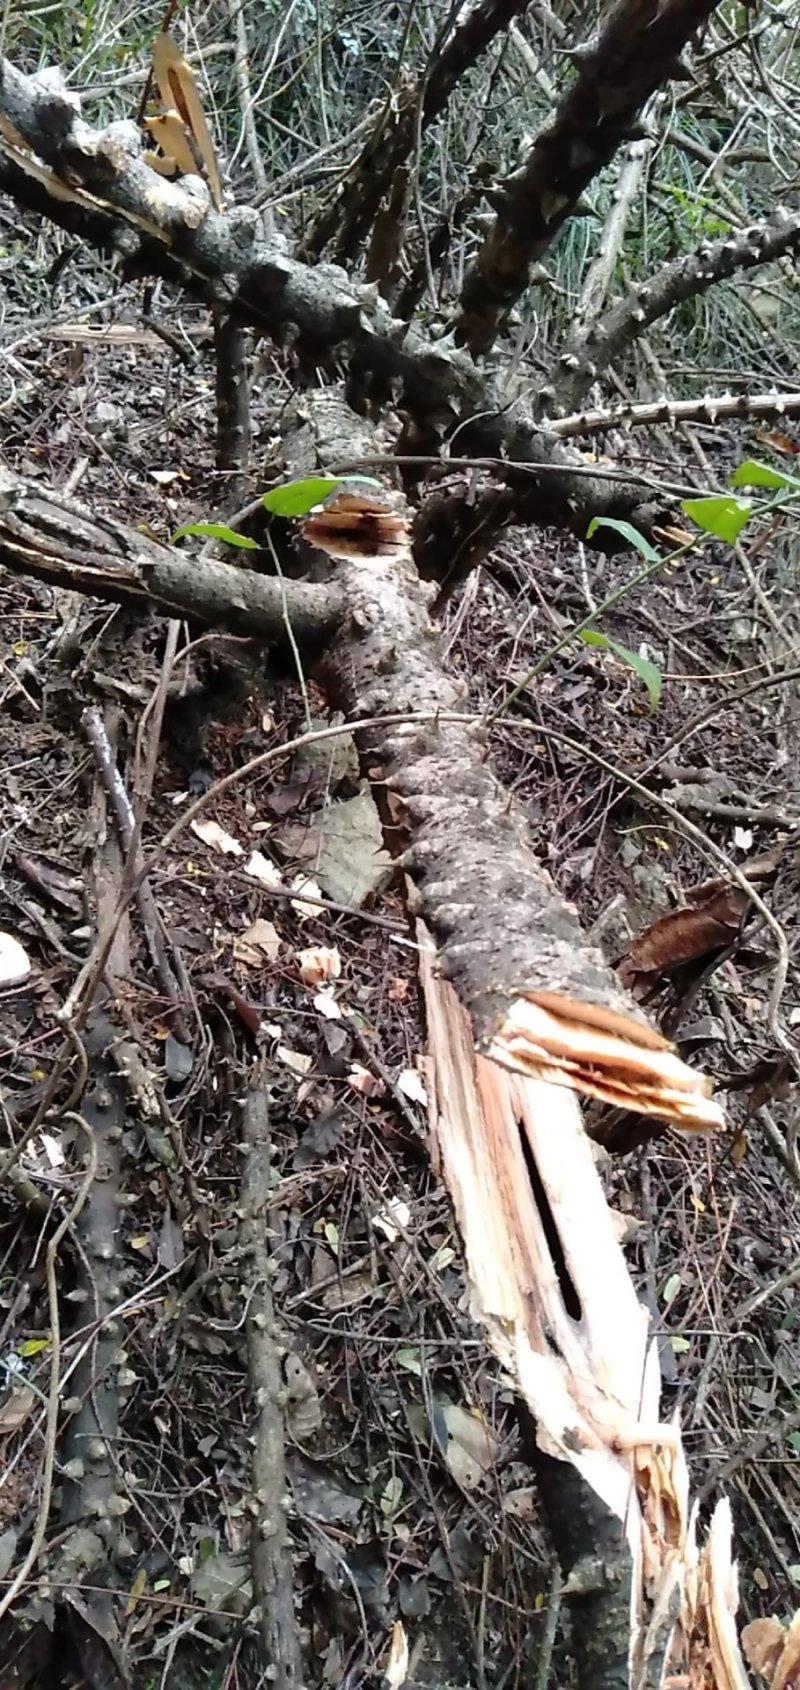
[0,1388,36,1431]
[290,874,324,917]
[384,1620,409,1690]
[742,1613,800,1687]
[311,788,392,908]
[278,1046,313,1076]
[245,849,283,888]
[397,1068,427,1107]
[234,919,282,966]
[0,933,31,986]
[617,883,748,993]
[284,1352,322,1440]
[347,1063,385,1097]
[191,818,243,856]
[438,1399,498,1490]
[298,946,341,987]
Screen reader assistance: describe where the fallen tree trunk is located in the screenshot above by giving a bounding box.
[0,392,758,1688]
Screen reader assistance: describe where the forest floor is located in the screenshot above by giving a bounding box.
[0,220,799,1690]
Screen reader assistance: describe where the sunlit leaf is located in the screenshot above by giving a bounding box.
[16,1337,50,1357]
[170,521,258,548]
[579,629,662,712]
[730,458,800,492]
[262,477,344,517]
[586,516,663,562]
[681,495,752,542]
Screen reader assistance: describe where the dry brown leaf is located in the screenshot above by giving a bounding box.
[233,919,281,966]
[151,33,223,210]
[617,885,747,992]
[0,1387,36,1432]
[743,1613,800,1689]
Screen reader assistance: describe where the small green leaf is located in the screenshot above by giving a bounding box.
[671,1335,691,1355]
[787,1430,800,1455]
[730,458,800,492]
[662,1272,682,1306]
[16,1337,50,1357]
[579,629,662,712]
[586,516,663,562]
[262,476,344,517]
[323,1220,339,1254]
[681,495,752,543]
[395,1347,422,1376]
[170,521,258,548]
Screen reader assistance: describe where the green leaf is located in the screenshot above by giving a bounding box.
[262,476,344,517]
[586,516,663,562]
[662,1272,682,1306]
[730,458,800,492]
[395,1347,422,1376]
[170,521,258,548]
[579,629,662,712]
[681,495,752,543]
[671,1335,691,1355]
[17,1336,50,1357]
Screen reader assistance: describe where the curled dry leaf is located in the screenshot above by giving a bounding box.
[290,874,324,917]
[245,848,283,888]
[742,1613,800,1689]
[397,1067,427,1107]
[384,1619,409,1690]
[617,881,749,994]
[233,919,282,966]
[191,818,243,857]
[297,945,341,987]
[313,990,343,1021]
[372,1198,411,1243]
[347,1062,386,1097]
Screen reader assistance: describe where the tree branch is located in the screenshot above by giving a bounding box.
[555,210,800,412]
[552,385,800,440]
[300,0,532,264]
[0,464,344,644]
[0,54,690,547]
[455,0,722,355]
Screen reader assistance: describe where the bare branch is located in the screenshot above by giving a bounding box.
[0,57,686,545]
[300,0,532,264]
[555,210,800,411]
[552,385,800,439]
[455,0,723,355]
[569,129,654,341]
[0,464,344,644]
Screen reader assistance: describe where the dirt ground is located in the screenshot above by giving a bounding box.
[0,211,799,1688]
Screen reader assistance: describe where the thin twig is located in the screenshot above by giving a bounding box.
[0,1113,97,1621]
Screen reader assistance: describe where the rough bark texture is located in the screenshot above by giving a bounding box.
[302,0,532,263]
[456,0,723,354]
[554,210,800,412]
[0,464,344,645]
[0,57,682,542]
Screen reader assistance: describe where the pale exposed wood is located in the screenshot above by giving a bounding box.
[417,918,749,1688]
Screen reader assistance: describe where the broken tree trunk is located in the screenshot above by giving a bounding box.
[0,392,757,1688]
[282,393,747,1688]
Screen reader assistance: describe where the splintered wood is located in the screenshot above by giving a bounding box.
[418,924,748,1690]
[486,992,724,1133]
